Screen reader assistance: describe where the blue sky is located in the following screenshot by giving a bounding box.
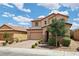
[0,3,79,30]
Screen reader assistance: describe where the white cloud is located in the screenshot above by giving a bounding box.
[19,22,31,28]
[22,9,31,13]
[2,14,8,17]
[62,3,79,10]
[70,22,79,30]
[73,18,79,21]
[13,3,31,13]
[38,15,45,18]
[2,12,33,25]
[1,3,31,13]
[13,16,33,22]
[49,10,69,15]
[1,3,14,8]
[19,22,30,25]
[2,12,15,17]
[19,22,27,25]
[7,23,18,26]
[78,13,79,17]
[37,3,61,10]
[37,3,79,11]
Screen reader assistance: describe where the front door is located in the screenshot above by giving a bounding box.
[45,31,49,42]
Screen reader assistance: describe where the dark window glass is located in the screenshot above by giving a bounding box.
[35,22,38,26]
[45,21,47,25]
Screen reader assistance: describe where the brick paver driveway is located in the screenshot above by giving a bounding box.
[4,40,39,48]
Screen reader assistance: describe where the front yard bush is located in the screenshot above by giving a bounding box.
[2,42,7,46]
[38,40,42,44]
[31,44,36,48]
[8,41,14,44]
[5,40,8,43]
[38,41,41,44]
[35,43,38,46]
[16,38,19,43]
[76,47,79,51]
[48,38,56,46]
[62,37,71,47]
[64,35,70,37]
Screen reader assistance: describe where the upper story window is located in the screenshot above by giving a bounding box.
[35,22,38,26]
[44,21,47,25]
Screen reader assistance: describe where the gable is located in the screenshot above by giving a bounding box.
[65,23,72,29]
[0,25,13,30]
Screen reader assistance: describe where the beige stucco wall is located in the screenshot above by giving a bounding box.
[27,29,42,40]
[32,21,41,27]
[0,32,13,41]
[13,33,27,41]
[0,31,27,41]
[65,24,72,36]
[42,27,47,37]
[41,14,68,27]
[42,27,48,42]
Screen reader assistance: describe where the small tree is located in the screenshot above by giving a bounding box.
[3,32,10,43]
[48,18,67,47]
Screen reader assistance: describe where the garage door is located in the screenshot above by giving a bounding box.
[30,32,42,40]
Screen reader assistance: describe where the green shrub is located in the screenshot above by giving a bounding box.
[16,39,19,43]
[2,42,7,46]
[8,41,14,44]
[48,38,56,46]
[5,40,8,43]
[31,45,36,48]
[38,41,41,44]
[35,43,38,46]
[64,35,70,37]
[38,40,42,44]
[62,37,71,47]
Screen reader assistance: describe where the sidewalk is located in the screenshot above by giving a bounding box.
[0,47,79,56]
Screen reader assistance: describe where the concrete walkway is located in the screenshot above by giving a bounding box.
[2,40,39,48]
[0,47,79,56]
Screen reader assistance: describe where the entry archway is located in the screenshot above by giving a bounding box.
[45,31,49,42]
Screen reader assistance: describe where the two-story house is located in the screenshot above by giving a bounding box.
[27,13,72,42]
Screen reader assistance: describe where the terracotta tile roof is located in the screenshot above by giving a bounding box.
[0,24,27,32]
[31,13,69,22]
[31,18,43,22]
[41,13,69,21]
[65,22,72,25]
[27,27,42,30]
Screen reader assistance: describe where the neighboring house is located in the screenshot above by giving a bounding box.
[0,24,27,41]
[27,13,72,42]
[71,29,79,41]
